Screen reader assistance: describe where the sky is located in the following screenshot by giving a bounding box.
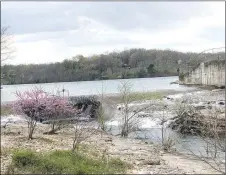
[1,1,225,65]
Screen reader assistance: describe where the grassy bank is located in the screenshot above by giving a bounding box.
[105,90,181,104]
[130,91,163,101]
[7,149,127,174]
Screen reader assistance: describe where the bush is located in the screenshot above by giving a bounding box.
[69,95,100,118]
[8,149,127,174]
[12,150,39,167]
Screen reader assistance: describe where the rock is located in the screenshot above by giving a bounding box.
[218,101,225,105]
[170,80,179,84]
[141,159,161,165]
[207,101,215,105]
[164,96,174,100]
[105,137,112,142]
[194,105,206,110]
[135,161,140,165]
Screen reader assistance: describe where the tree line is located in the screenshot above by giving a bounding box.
[1,48,225,85]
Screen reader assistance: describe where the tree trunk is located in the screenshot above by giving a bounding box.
[72,138,79,152]
[162,125,164,145]
[43,124,60,135]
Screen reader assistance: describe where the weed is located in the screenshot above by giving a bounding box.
[9,149,127,174]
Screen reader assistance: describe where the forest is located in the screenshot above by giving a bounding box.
[1,48,225,85]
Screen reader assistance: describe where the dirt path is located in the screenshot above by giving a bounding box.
[162,153,222,174]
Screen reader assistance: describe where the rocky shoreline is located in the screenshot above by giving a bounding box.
[1,88,225,174]
[1,122,222,174]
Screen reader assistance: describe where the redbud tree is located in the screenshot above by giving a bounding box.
[13,87,75,139]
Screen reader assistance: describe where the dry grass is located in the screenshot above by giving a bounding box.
[1,104,14,116]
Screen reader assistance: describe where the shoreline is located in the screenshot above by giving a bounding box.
[1,122,223,174]
[1,87,225,174]
[1,75,179,86]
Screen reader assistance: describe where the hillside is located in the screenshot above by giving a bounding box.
[1,48,225,85]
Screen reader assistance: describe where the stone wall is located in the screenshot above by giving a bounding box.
[181,59,225,87]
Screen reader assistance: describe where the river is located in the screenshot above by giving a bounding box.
[1,76,224,160]
[1,76,196,103]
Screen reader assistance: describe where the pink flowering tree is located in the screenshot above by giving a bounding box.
[43,95,75,134]
[13,87,75,139]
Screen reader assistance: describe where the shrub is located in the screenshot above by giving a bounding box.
[9,149,127,174]
[12,150,39,167]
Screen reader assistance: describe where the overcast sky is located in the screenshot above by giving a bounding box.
[1,1,225,65]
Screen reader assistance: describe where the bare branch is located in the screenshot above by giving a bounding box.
[1,26,15,63]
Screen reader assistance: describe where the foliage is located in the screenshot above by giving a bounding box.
[13,87,75,139]
[8,149,127,174]
[2,48,224,85]
[147,64,156,75]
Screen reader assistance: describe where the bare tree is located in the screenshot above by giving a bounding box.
[157,105,175,152]
[72,121,98,151]
[1,26,15,62]
[96,81,116,134]
[118,81,154,137]
[196,106,225,173]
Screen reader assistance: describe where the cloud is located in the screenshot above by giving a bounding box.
[1,1,225,65]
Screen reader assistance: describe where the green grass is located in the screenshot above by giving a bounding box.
[130,91,163,101]
[1,104,14,116]
[7,149,127,174]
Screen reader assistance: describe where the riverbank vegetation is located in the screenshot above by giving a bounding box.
[1,85,225,174]
[170,98,225,173]
[1,48,225,85]
[130,91,163,101]
[6,149,127,174]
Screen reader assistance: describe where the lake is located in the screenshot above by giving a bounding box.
[1,76,195,103]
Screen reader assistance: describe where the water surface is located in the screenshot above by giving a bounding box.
[1,76,195,103]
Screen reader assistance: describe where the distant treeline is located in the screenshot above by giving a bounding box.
[1,48,225,85]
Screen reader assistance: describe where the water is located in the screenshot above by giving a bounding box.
[1,76,195,103]
[106,119,225,159]
[2,76,223,160]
